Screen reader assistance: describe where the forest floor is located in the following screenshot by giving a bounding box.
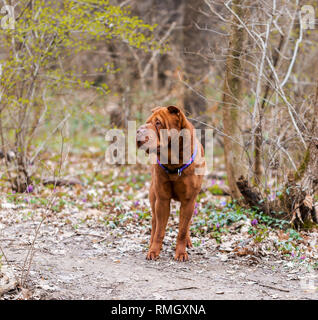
[0,156,318,300]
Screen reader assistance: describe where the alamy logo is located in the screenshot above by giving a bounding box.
[299,269,318,292]
[299,238,318,292]
[104,122,214,176]
[301,5,315,30]
[1,5,15,30]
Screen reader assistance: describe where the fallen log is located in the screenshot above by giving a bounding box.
[2,176,83,193]
[42,177,83,187]
[236,176,317,229]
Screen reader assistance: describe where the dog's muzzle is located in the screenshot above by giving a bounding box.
[136,125,159,153]
[136,125,149,148]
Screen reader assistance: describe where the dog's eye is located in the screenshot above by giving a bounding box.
[155,120,161,126]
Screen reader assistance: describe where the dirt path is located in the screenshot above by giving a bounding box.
[1,214,317,300]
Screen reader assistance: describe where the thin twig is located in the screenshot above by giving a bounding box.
[166,286,199,292]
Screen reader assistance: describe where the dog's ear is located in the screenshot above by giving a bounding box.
[167,106,188,128]
[167,105,181,114]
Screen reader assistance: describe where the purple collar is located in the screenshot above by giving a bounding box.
[157,144,198,176]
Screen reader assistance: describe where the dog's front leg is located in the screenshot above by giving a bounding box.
[146,199,170,260]
[149,188,156,246]
[175,199,195,261]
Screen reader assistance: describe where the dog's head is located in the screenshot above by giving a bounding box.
[136,106,193,159]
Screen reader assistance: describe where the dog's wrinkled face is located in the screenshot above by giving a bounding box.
[136,106,189,155]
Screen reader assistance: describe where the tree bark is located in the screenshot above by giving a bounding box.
[182,0,208,117]
[222,0,246,199]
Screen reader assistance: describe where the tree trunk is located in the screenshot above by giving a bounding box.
[285,83,318,227]
[182,0,208,117]
[222,0,246,199]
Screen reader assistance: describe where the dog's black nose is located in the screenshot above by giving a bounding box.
[137,125,148,139]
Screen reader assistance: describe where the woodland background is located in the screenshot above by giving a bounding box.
[0,0,317,299]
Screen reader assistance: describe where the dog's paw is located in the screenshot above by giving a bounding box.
[146,251,159,260]
[174,251,189,262]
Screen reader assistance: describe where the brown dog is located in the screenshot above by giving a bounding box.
[136,106,205,261]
